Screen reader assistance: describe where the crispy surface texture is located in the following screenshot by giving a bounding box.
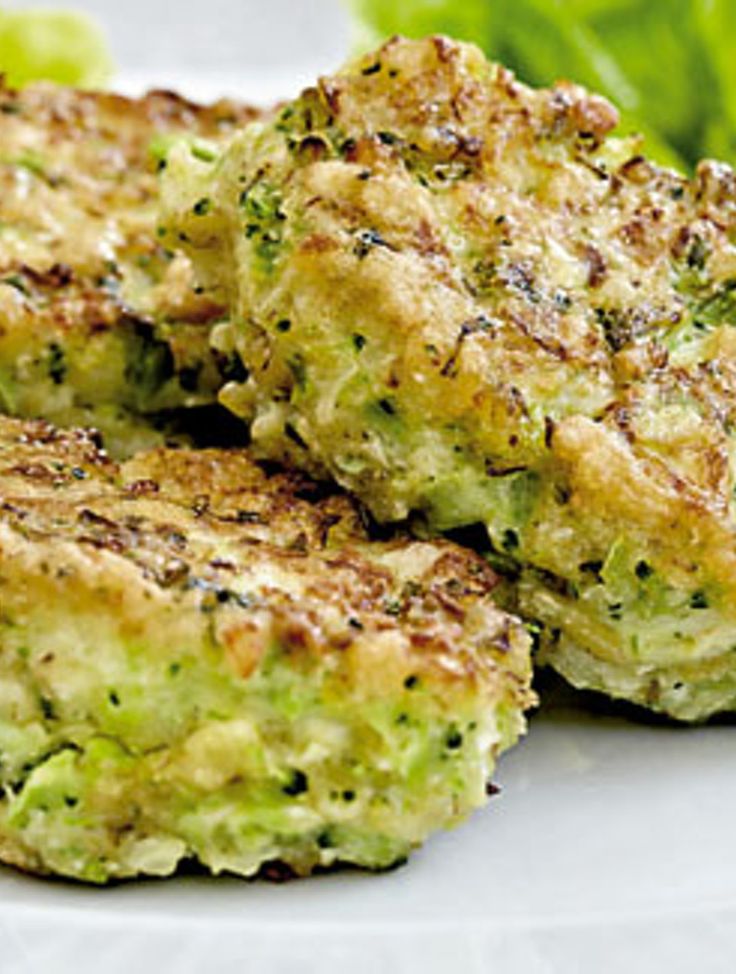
[165,35,736,720]
[0,415,532,882]
[0,83,260,456]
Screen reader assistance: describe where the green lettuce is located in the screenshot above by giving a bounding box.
[348,0,736,171]
[0,8,114,89]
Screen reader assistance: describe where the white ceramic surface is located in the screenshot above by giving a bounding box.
[2,688,736,973]
[1,4,735,971]
[13,0,353,103]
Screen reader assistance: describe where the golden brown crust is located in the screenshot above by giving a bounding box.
[0,78,258,285]
[0,422,533,884]
[0,415,532,695]
[195,35,736,523]
[0,83,262,452]
[164,35,736,717]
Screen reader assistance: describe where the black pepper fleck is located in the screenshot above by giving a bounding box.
[283,769,309,796]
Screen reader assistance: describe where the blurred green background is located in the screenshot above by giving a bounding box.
[0,7,112,88]
[350,0,736,171]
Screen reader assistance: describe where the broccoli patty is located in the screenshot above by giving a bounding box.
[0,415,532,882]
[164,35,736,720]
[0,83,259,456]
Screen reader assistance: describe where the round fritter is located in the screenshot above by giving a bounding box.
[0,416,532,882]
[163,35,736,720]
[0,83,260,455]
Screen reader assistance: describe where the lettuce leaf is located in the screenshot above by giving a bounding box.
[0,8,114,89]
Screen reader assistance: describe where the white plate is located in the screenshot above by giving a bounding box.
[3,685,736,974]
[2,4,736,970]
